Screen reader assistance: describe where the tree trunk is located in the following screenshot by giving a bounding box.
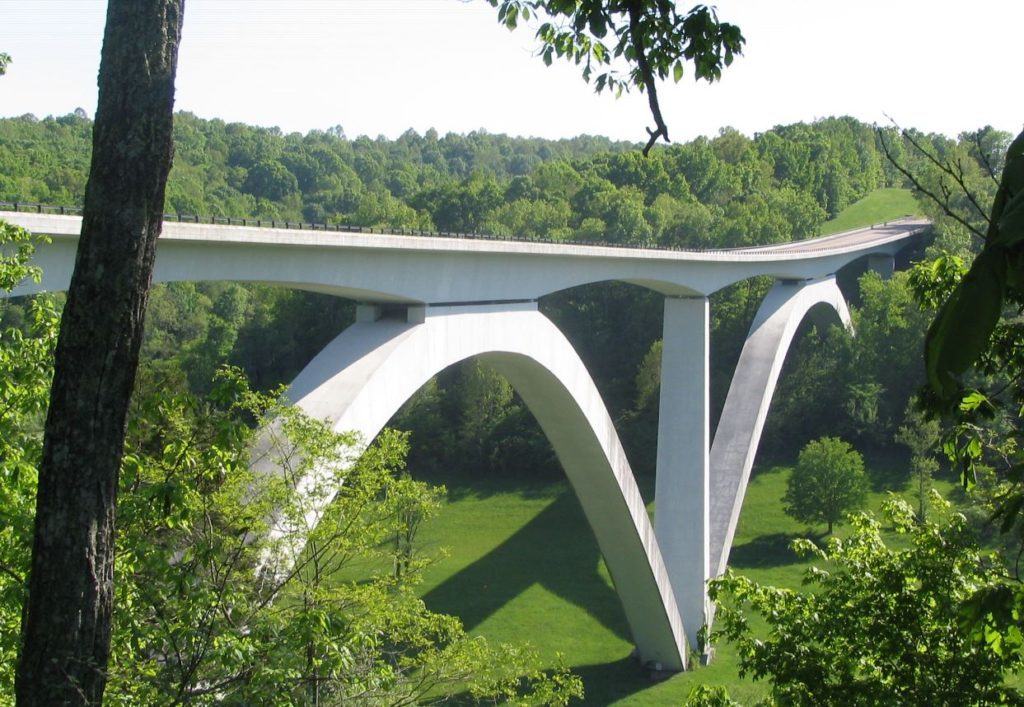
[15,1,184,703]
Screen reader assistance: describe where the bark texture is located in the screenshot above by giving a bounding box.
[15,1,184,703]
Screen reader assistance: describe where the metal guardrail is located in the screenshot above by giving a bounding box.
[0,200,929,256]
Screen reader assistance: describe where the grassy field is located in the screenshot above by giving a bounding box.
[820,188,920,235]
[414,459,955,705]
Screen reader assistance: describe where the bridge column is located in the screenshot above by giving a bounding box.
[654,295,710,653]
[867,253,895,279]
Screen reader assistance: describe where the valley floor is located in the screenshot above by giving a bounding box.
[414,458,955,705]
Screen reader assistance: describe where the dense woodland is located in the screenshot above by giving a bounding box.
[0,112,988,483]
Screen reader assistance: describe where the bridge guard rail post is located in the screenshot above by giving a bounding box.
[654,295,711,655]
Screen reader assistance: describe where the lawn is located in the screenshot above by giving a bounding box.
[820,188,921,235]
[413,458,956,705]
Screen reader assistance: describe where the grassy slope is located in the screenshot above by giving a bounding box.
[407,188,931,704]
[820,188,920,235]
[415,463,954,705]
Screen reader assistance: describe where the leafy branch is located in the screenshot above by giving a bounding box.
[486,1,743,155]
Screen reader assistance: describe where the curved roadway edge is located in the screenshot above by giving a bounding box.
[708,277,852,578]
[259,302,689,671]
[0,211,929,302]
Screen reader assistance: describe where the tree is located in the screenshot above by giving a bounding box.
[0,53,10,76]
[0,223,54,695]
[894,401,941,521]
[488,1,744,154]
[783,436,868,534]
[709,496,1024,705]
[886,127,1024,662]
[0,309,583,703]
[15,2,185,703]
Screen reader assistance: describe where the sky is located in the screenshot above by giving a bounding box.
[1,0,1022,144]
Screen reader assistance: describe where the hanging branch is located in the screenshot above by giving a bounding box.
[877,128,987,241]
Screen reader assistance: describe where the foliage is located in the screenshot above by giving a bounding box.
[0,53,9,76]
[685,684,742,706]
[4,365,582,704]
[782,436,868,534]
[884,126,1021,404]
[894,401,941,521]
[487,1,743,153]
[891,127,1024,659]
[0,113,933,481]
[0,220,43,290]
[0,290,58,691]
[0,223,50,692]
[709,496,1024,706]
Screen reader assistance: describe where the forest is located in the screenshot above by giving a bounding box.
[1,110,1017,703]
[0,111,962,476]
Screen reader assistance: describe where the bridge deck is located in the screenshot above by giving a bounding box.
[0,210,930,301]
[2,210,928,261]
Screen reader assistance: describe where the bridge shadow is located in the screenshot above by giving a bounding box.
[570,656,661,704]
[421,490,632,642]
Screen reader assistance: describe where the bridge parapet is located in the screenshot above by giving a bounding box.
[1,210,929,303]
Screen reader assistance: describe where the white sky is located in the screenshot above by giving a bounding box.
[0,0,1022,143]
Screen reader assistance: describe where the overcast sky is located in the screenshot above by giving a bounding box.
[1,0,1021,143]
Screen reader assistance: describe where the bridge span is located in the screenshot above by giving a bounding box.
[0,210,929,671]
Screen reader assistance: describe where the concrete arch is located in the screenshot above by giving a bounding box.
[708,276,851,577]
[263,302,689,670]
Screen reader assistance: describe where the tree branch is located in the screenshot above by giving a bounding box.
[877,128,986,241]
[626,1,669,156]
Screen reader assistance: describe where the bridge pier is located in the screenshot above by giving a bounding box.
[654,295,710,653]
[867,253,895,279]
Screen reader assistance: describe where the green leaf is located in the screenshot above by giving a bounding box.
[924,248,1006,399]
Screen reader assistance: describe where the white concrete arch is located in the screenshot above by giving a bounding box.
[267,302,689,671]
[708,276,852,577]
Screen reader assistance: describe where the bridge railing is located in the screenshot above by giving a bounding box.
[0,200,926,256]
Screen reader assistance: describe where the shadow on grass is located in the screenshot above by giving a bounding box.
[431,656,656,706]
[864,448,912,493]
[728,532,805,569]
[571,656,659,705]
[421,491,632,642]
[412,465,569,503]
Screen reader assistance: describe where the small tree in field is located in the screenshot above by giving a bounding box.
[784,437,868,534]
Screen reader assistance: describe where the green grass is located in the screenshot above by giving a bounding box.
[820,188,921,235]
[413,457,955,705]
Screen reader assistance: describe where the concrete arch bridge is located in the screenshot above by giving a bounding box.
[0,209,929,671]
